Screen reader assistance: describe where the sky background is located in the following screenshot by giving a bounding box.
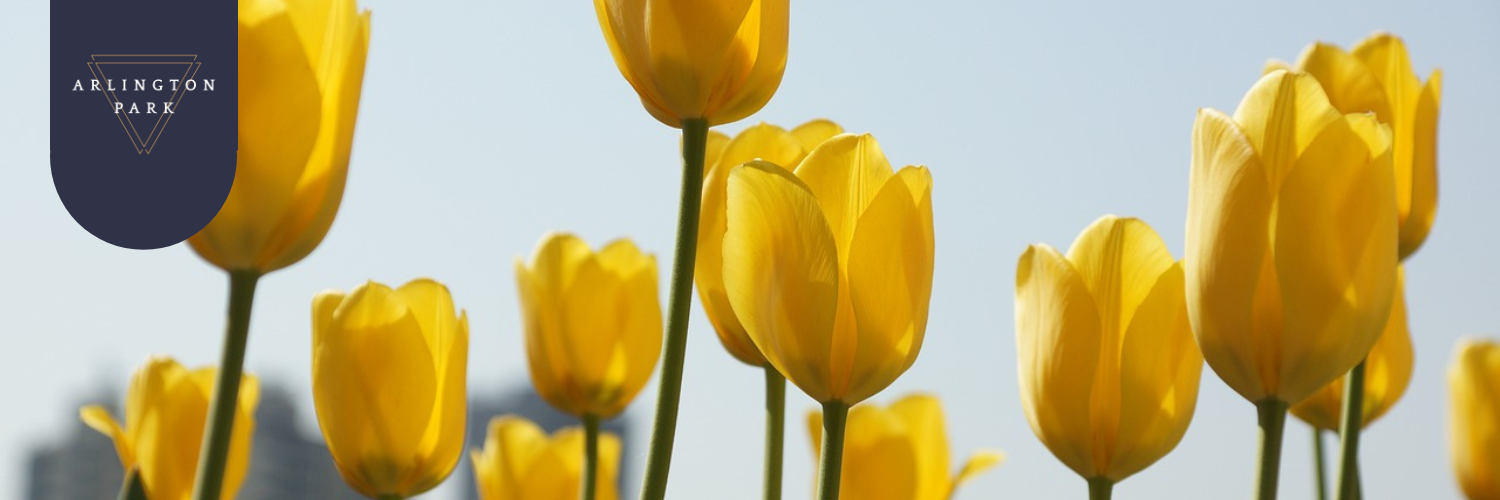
[2,0,1498,498]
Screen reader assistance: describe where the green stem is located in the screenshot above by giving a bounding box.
[1255,399,1289,500]
[582,414,601,500]
[1313,428,1328,500]
[1335,359,1367,500]
[118,468,147,500]
[1087,477,1114,500]
[637,118,709,500]
[816,401,850,500]
[763,366,786,500]
[191,270,260,500]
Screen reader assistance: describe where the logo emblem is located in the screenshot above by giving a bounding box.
[83,54,208,154]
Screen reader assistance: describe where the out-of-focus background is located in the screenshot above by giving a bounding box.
[2,0,1497,498]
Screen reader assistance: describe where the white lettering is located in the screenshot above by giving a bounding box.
[107,79,116,91]
[203,79,214,91]
[185,79,196,91]
[134,79,145,91]
[92,79,100,91]
[170,79,179,91]
[128,102,139,114]
[152,79,163,91]
[147,102,156,114]
[72,80,83,91]
[162,101,174,114]
[114,102,123,114]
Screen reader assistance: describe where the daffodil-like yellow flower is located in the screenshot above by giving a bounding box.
[593,0,788,127]
[516,233,662,418]
[471,415,623,500]
[1186,69,1399,406]
[1291,266,1414,431]
[807,394,1002,500]
[697,119,845,366]
[1015,216,1202,484]
[721,133,934,405]
[80,356,259,500]
[312,279,469,499]
[1451,338,1500,500]
[190,0,370,273]
[1267,33,1441,260]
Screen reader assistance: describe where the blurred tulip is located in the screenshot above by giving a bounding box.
[1015,216,1202,485]
[697,119,845,366]
[471,415,622,500]
[593,0,788,127]
[81,356,259,500]
[1292,266,1415,431]
[1267,33,1441,260]
[807,394,1003,500]
[516,233,662,418]
[1186,69,1398,407]
[312,279,469,498]
[190,0,370,273]
[721,133,935,405]
[1451,338,1500,500]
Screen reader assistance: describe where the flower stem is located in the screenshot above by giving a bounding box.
[582,413,601,500]
[763,366,786,500]
[118,468,147,500]
[1087,477,1114,500]
[1313,428,1328,500]
[1335,359,1367,500]
[816,401,850,500]
[1255,399,1289,500]
[638,118,709,500]
[191,270,260,500]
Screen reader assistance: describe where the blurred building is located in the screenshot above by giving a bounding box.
[457,387,633,500]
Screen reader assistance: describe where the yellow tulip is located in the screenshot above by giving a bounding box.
[1267,33,1441,260]
[721,133,935,405]
[697,119,846,366]
[1451,338,1500,500]
[312,279,469,498]
[190,0,370,273]
[1014,216,1203,484]
[807,394,1003,500]
[471,415,623,500]
[1291,266,1414,431]
[1185,69,1399,406]
[593,0,788,127]
[81,356,259,500]
[516,233,662,418]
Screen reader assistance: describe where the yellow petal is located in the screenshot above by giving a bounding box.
[1353,32,1424,182]
[888,394,950,500]
[1272,115,1398,403]
[1185,108,1278,402]
[1293,42,1391,120]
[643,0,756,119]
[517,233,596,414]
[80,406,133,472]
[597,431,624,500]
[953,450,1005,491]
[1231,70,1342,191]
[707,0,791,126]
[1262,58,1293,75]
[1292,266,1415,430]
[793,133,896,264]
[839,404,919,500]
[1015,244,1101,478]
[1400,70,1441,261]
[723,161,841,402]
[703,130,731,175]
[395,279,469,492]
[135,364,210,500]
[1064,216,1174,359]
[790,119,846,152]
[1450,339,1500,500]
[1110,263,1202,481]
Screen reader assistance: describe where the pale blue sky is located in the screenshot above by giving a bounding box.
[3,0,1498,498]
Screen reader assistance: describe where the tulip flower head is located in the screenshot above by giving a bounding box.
[1014,216,1203,483]
[516,233,662,418]
[312,279,469,499]
[1186,69,1399,406]
[807,394,1003,500]
[1267,33,1441,260]
[1450,338,1500,500]
[593,0,789,127]
[697,119,846,366]
[81,356,259,500]
[191,0,370,273]
[1292,266,1415,431]
[471,415,623,500]
[721,133,935,405]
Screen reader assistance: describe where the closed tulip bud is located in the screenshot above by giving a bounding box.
[1451,338,1500,500]
[697,119,845,366]
[593,0,788,127]
[471,415,623,500]
[807,394,1003,500]
[1015,216,1203,484]
[1291,266,1415,430]
[1186,69,1399,406]
[516,233,662,418]
[312,279,469,498]
[190,0,370,273]
[1267,33,1441,260]
[81,357,259,500]
[721,133,935,405]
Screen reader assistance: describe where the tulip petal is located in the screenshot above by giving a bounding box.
[1231,70,1342,190]
[1064,216,1175,354]
[395,279,468,492]
[723,162,840,401]
[135,365,210,500]
[710,0,790,125]
[1293,42,1391,120]
[643,0,755,119]
[1015,244,1101,477]
[954,450,1005,489]
[593,0,671,124]
[1400,70,1441,260]
[1273,115,1398,403]
[845,405,919,500]
[794,134,896,263]
[790,119,845,152]
[80,406,133,471]
[889,394,950,500]
[702,130,731,175]
[1450,339,1500,500]
[1110,264,1201,481]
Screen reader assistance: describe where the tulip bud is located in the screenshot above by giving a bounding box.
[807,394,1002,500]
[471,415,623,500]
[1450,338,1500,500]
